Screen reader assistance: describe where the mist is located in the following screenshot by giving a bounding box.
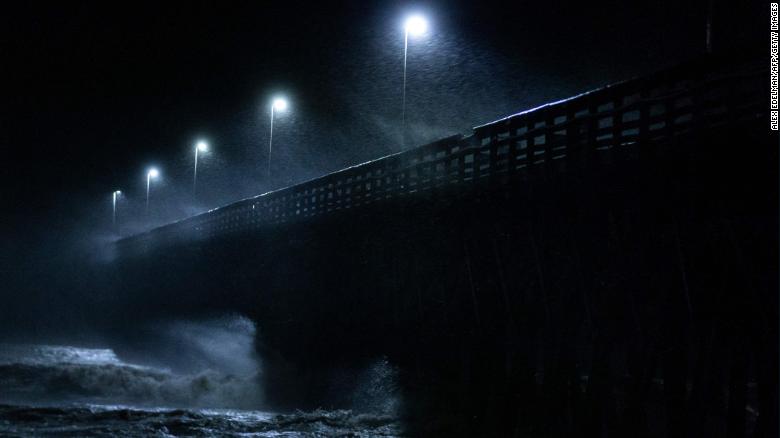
[0,315,262,410]
[1,1,767,435]
[0,0,709,407]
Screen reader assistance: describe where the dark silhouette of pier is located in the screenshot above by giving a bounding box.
[112,54,776,437]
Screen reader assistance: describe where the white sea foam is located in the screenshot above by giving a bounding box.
[0,316,263,409]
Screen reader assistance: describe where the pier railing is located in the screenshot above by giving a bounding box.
[118,54,764,253]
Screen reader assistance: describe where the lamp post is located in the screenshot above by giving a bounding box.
[145,167,159,216]
[112,190,121,229]
[268,97,288,179]
[402,14,428,147]
[193,140,208,197]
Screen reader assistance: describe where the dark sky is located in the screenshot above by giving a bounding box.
[0,0,762,262]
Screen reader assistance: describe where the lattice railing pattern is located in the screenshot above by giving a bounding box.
[118,56,764,253]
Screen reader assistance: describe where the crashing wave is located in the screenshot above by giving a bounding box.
[0,344,261,409]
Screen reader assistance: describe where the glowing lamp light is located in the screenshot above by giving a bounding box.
[196,141,208,153]
[148,168,159,178]
[272,98,288,112]
[405,15,428,37]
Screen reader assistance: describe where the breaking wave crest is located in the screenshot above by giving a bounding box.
[0,360,261,409]
[0,316,404,436]
[0,316,263,409]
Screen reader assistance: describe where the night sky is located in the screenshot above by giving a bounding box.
[0,1,762,277]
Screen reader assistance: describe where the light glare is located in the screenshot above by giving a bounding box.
[148,168,159,178]
[405,15,428,36]
[272,98,288,111]
[196,141,208,152]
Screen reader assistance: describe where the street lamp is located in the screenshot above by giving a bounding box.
[193,140,208,197]
[146,167,159,215]
[112,190,121,229]
[268,97,288,179]
[402,14,428,147]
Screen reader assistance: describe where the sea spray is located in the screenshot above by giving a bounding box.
[0,314,263,409]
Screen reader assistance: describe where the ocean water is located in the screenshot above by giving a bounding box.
[0,339,402,436]
[0,404,401,437]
